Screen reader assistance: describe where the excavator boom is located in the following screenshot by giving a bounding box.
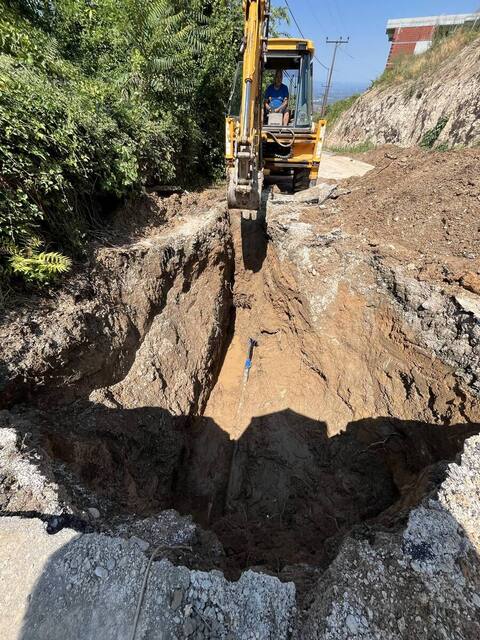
[227,0,268,210]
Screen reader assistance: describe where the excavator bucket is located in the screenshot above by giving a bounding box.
[227,167,264,211]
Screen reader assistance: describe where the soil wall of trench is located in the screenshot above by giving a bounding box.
[1,153,480,638]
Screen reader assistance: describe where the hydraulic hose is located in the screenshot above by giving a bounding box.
[265,128,296,148]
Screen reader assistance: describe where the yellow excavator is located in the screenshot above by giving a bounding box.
[226,0,326,210]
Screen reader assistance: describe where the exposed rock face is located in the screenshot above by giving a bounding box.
[263,189,480,432]
[328,38,480,148]
[374,260,480,395]
[297,435,480,639]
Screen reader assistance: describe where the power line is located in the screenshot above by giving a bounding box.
[284,0,305,38]
[324,0,346,35]
[303,0,327,39]
[324,0,337,30]
[314,55,330,71]
[315,56,329,71]
[301,0,351,66]
[284,0,329,70]
[332,0,347,34]
[320,37,349,115]
[338,44,354,59]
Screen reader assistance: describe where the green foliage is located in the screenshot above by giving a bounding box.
[315,94,360,125]
[420,116,449,149]
[9,249,72,284]
[0,0,243,288]
[269,6,290,37]
[327,141,375,154]
[1,237,72,284]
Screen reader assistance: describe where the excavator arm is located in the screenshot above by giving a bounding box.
[227,0,269,210]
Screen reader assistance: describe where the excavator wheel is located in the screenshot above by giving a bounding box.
[293,169,310,192]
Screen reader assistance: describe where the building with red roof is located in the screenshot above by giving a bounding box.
[386,12,480,68]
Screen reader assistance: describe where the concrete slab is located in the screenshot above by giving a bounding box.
[269,183,337,205]
[0,517,78,639]
[318,152,374,181]
[0,516,295,640]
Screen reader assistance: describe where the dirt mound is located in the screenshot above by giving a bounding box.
[335,145,480,264]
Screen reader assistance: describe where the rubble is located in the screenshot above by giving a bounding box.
[297,436,480,639]
[0,516,295,640]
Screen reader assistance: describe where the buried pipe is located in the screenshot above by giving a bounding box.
[243,337,257,383]
[224,338,258,513]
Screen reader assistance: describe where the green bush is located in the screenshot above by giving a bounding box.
[328,141,375,154]
[420,116,449,149]
[320,94,360,125]
[0,0,243,289]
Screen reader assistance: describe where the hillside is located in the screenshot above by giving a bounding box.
[328,32,480,149]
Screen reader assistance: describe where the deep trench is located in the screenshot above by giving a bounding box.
[16,208,480,586]
[170,213,480,579]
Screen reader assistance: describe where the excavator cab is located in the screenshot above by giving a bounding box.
[225,0,326,211]
[262,39,321,191]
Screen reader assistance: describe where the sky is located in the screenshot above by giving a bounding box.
[273,0,479,94]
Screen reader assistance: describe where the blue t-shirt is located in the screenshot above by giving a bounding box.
[265,83,289,110]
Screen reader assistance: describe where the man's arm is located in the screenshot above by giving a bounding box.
[274,86,289,112]
[264,85,272,111]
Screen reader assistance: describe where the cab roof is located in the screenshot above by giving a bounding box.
[267,38,315,54]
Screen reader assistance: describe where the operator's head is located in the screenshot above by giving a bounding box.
[274,69,283,86]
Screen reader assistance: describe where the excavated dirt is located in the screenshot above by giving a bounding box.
[170,148,480,578]
[1,146,480,611]
[326,145,480,268]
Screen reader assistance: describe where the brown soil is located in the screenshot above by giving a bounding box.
[1,146,479,591]
[319,146,480,280]
[168,158,480,576]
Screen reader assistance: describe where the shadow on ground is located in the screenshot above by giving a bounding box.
[1,403,479,638]
[239,197,268,273]
[3,403,479,575]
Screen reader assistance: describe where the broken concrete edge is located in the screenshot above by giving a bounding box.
[297,434,480,639]
[3,434,479,639]
[0,514,296,640]
[268,183,338,206]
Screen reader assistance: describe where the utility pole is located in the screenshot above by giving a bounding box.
[321,37,349,116]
